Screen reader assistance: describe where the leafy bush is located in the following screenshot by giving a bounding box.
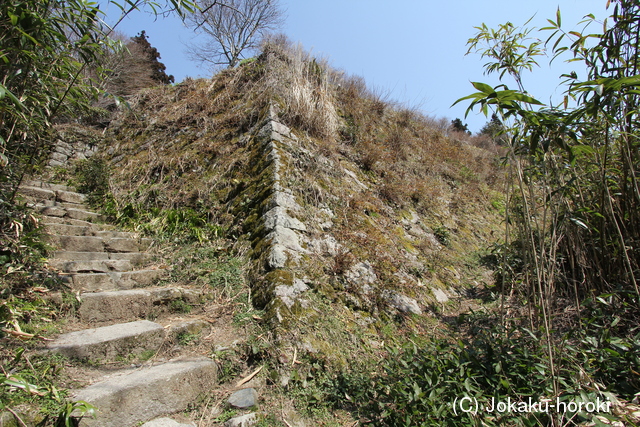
[338,312,636,426]
[72,158,114,210]
[0,200,59,297]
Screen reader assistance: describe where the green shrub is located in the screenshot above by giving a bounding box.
[72,157,115,212]
[333,310,636,426]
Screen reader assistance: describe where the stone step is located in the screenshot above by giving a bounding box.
[44,223,137,239]
[72,358,217,427]
[35,204,103,222]
[53,251,151,265]
[78,287,202,323]
[48,235,149,253]
[64,269,166,292]
[43,216,100,227]
[49,259,133,273]
[28,198,88,210]
[19,185,56,201]
[49,235,105,252]
[47,320,164,362]
[20,185,87,205]
[55,189,87,204]
[22,179,76,193]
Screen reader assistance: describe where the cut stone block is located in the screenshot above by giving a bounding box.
[23,197,83,208]
[49,236,143,254]
[55,189,86,204]
[94,230,139,239]
[19,186,56,201]
[47,320,164,361]
[69,273,114,291]
[73,358,217,427]
[54,251,110,261]
[22,180,75,193]
[53,251,150,265]
[64,207,103,222]
[117,269,166,289]
[70,269,166,292]
[45,224,134,239]
[48,235,105,252]
[45,223,95,236]
[104,237,141,253]
[37,205,66,217]
[78,287,200,323]
[44,216,95,227]
[263,206,306,231]
[49,259,133,273]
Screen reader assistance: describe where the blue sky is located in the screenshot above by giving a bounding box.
[102,0,610,132]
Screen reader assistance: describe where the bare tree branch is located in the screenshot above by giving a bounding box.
[185,0,284,70]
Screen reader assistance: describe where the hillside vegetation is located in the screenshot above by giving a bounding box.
[102,39,502,319]
[97,35,504,378]
[2,1,640,426]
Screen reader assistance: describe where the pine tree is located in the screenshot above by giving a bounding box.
[451,118,471,135]
[130,30,174,84]
[479,113,506,145]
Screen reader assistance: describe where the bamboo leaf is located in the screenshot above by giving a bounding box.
[471,81,496,95]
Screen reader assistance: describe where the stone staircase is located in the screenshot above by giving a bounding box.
[18,180,218,427]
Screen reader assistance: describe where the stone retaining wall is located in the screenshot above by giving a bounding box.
[48,136,98,168]
[237,106,311,324]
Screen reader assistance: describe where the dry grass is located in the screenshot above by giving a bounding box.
[259,36,340,140]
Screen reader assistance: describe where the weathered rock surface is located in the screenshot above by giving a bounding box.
[47,320,164,361]
[224,413,257,427]
[228,388,258,409]
[73,358,217,427]
[383,291,423,315]
[274,279,309,309]
[78,287,201,322]
[141,417,196,427]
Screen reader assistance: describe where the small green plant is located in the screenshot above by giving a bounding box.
[0,351,96,425]
[116,205,224,243]
[211,349,244,384]
[214,408,239,423]
[138,349,157,361]
[168,245,246,302]
[177,331,199,346]
[53,400,96,427]
[170,298,192,314]
[432,225,450,246]
[72,158,113,210]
